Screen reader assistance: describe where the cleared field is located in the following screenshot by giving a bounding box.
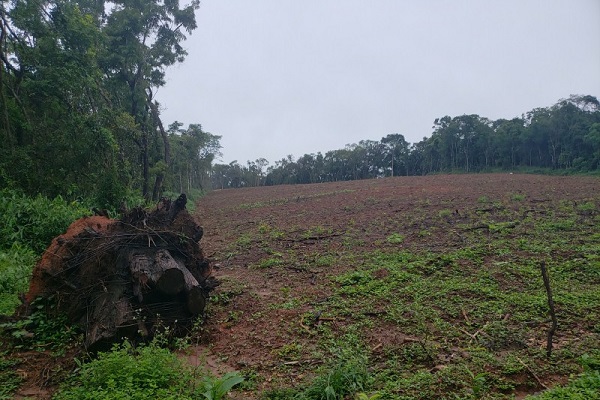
[193,173,600,399]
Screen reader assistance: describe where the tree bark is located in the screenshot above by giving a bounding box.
[129,248,205,315]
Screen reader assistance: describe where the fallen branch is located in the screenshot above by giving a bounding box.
[278,233,342,242]
[516,357,548,389]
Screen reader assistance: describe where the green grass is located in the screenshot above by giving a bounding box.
[293,199,600,399]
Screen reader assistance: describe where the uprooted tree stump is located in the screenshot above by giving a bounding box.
[20,194,216,349]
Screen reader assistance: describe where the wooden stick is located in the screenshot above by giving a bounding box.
[540,261,557,358]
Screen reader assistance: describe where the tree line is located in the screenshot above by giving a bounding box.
[211,95,600,188]
[0,0,221,207]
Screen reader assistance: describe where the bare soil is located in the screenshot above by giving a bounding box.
[189,173,600,397]
[9,173,600,398]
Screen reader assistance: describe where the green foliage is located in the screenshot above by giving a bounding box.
[215,95,600,186]
[0,297,78,351]
[0,189,88,315]
[296,348,370,400]
[201,371,245,400]
[528,354,600,399]
[53,340,243,400]
[0,189,89,253]
[0,353,22,400]
[385,233,405,244]
[1,0,219,203]
[0,244,37,315]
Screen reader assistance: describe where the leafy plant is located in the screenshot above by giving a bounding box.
[0,189,89,253]
[53,340,240,400]
[386,233,405,244]
[0,244,37,315]
[297,348,370,400]
[0,354,22,400]
[201,371,245,400]
[0,297,78,351]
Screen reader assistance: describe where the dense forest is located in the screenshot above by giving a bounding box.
[0,0,221,207]
[211,94,600,189]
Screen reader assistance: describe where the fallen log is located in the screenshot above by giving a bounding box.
[19,194,215,349]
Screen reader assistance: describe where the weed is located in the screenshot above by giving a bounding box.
[577,201,596,212]
[235,233,253,249]
[386,233,405,244]
[511,193,526,201]
[417,229,431,237]
[298,350,370,400]
[275,343,302,360]
[0,353,22,400]
[53,340,243,400]
[314,254,336,267]
[258,256,284,269]
[0,189,89,253]
[0,297,79,352]
[0,244,37,315]
[438,209,453,218]
[201,371,245,400]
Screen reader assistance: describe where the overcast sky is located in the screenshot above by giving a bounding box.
[158,0,600,165]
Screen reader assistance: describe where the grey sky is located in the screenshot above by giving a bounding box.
[159,0,600,165]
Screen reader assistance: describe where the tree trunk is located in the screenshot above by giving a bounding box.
[21,196,213,350]
[148,99,170,201]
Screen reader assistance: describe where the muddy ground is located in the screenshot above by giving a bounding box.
[191,173,600,398]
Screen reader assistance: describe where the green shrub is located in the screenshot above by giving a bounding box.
[0,297,78,350]
[0,244,37,315]
[297,349,370,400]
[0,353,22,400]
[0,189,89,253]
[53,341,243,400]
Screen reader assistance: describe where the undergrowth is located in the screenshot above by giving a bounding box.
[0,189,89,253]
[53,340,243,400]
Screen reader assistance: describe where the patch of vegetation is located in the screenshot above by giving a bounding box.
[526,354,600,399]
[0,244,37,315]
[257,256,284,269]
[308,203,600,398]
[0,190,90,315]
[0,189,89,253]
[263,341,371,400]
[511,193,526,201]
[53,340,244,400]
[0,297,80,353]
[385,233,405,244]
[0,353,22,400]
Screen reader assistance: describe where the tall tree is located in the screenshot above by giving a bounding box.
[100,0,200,199]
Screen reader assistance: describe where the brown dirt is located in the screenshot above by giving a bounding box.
[188,173,600,397]
[8,173,600,398]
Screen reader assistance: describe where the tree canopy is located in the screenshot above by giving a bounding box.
[0,0,220,206]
